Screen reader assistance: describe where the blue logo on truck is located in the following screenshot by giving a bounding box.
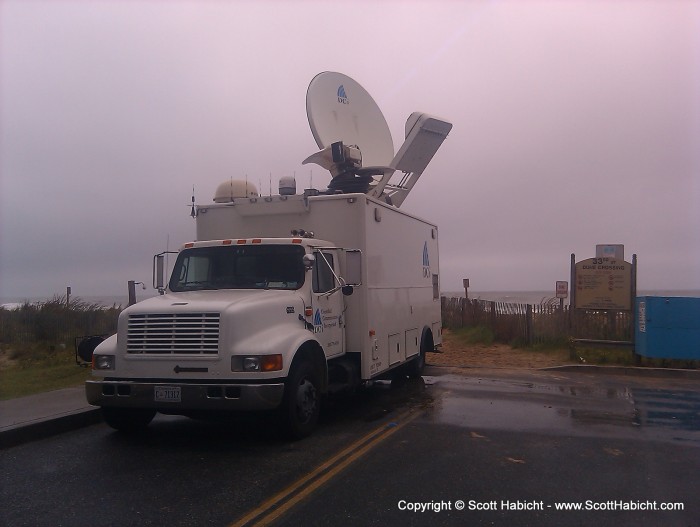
[314,309,323,333]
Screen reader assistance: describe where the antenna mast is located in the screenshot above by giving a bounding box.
[190,186,196,218]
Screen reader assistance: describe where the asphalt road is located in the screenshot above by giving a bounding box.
[1,367,698,527]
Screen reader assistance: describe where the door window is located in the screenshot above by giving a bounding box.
[312,252,336,293]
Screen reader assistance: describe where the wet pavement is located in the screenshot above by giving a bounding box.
[279,367,700,527]
[1,366,699,526]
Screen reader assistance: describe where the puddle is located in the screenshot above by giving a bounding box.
[433,393,637,434]
[425,373,700,445]
[633,389,700,432]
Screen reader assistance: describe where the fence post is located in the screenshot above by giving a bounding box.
[526,304,533,345]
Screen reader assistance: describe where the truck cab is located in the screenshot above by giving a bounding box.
[86,236,360,438]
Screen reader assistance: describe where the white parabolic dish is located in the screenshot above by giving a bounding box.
[306,72,394,168]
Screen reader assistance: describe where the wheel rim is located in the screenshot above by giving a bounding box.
[296,378,318,423]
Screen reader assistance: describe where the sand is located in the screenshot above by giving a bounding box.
[428,329,572,369]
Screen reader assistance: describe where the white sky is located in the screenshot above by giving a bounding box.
[1,0,699,299]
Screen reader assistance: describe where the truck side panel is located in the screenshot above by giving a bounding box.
[361,199,440,379]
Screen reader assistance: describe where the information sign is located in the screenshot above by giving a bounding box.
[574,257,632,310]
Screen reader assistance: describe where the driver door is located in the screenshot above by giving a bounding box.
[311,249,345,359]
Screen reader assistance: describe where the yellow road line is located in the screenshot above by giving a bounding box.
[230,409,421,527]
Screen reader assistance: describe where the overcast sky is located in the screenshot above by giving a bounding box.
[1,0,699,300]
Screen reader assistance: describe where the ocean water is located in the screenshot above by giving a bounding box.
[0,293,157,309]
[2,290,699,310]
[441,290,700,305]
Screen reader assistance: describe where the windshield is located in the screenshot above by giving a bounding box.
[169,245,306,292]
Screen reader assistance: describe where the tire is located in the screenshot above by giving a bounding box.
[102,407,156,432]
[406,331,431,379]
[280,360,321,440]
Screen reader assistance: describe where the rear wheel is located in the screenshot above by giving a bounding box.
[280,360,321,440]
[406,331,432,379]
[102,407,156,432]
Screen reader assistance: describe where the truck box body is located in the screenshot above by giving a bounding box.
[196,192,442,379]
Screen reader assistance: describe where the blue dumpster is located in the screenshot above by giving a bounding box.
[635,296,700,360]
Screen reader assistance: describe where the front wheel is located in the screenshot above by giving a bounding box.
[102,407,156,432]
[280,360,321,440]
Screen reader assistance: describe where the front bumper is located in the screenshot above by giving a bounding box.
[85,379,285,412]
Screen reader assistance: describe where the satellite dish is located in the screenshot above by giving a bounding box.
[305,72,394,168]
[302,72,452,205]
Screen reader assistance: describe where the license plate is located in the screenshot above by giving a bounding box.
[154,386,181,403]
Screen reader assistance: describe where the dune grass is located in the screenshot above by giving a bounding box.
[449,326,495,346]
[0,345,92,400]
[0,296,117,400]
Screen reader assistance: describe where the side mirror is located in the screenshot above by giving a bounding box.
[153,254,166,294]
[345,250,362,286]
[75,335,105,365]
[152,250,179,295]
[303,253,316,270]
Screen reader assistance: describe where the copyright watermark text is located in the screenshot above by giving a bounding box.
[397,499,685,513]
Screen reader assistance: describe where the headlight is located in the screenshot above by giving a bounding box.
[231,354,283,372]
[93,354,115,370]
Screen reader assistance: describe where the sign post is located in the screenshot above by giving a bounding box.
[463,278,470,299]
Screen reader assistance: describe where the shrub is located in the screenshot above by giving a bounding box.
[0,295,120,355]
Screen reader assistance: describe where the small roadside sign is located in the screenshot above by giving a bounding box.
[556,281,568,299]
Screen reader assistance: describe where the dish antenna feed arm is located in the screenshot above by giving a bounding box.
[369,112,453,208]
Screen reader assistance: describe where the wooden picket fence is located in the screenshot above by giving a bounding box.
[441,296,633,346]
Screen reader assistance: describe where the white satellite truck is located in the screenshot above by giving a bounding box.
[80,72,452,438]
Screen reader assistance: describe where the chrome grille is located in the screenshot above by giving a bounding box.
[127,313,220,354]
